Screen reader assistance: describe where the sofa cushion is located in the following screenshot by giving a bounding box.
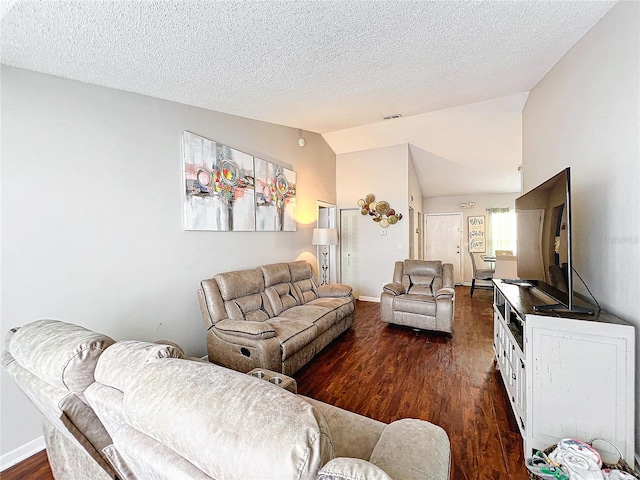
[111,425,213,479]
[215,268,264,300]
[317,284,353,297]
[260,262,292,287]
[289,261,320,304]
[93,341,184,392]
[214,319,277,339]
[215,268,274,322]
[7,319,115,396]
[306,297,355,324]
[265,282,300,316]
[370,419,451,480]
[403,260,442,277]
[402,260,443,297]
[265,318,319,360]
[294,278,319,304]
[393,294,437,317]
[227,293,272,322]
[279,305,336,334]
[122,359,334,479]
[289,260,314,282]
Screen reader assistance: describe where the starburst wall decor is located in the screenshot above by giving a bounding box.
[357,193,402,228]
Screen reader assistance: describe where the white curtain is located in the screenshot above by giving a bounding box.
[488,208,517,255]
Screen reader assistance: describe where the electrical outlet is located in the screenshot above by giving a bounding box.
[381,230,387,235]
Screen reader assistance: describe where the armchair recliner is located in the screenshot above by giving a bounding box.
[380,260,455,334]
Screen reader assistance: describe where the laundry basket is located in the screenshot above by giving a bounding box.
[527,439,639,480]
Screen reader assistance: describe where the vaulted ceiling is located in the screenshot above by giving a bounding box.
[1,1,616,196]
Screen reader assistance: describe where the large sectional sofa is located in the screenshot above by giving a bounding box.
[3,319,452,480]
[198,260,356,375]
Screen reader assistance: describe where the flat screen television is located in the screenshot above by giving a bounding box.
[515,167,594,314]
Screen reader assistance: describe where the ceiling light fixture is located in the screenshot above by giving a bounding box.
[298,129,306,147]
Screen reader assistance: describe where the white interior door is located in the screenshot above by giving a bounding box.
[340,209,359,297]
[425,213,463,284]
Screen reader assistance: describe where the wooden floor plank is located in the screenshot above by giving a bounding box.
[3,286,528,479]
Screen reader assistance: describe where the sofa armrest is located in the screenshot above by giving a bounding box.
[382,282,405,296]
[318,458,392,480]
[442,263,454,289]
[214,319,276,340]
[435,287,455,300]
[318,283,353,298]
[370,419,451,480]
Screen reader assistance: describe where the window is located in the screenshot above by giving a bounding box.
[488,208,516,255]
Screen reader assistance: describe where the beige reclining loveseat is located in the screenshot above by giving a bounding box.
[3,320,452,480]
[198,260,355,375]
[380,260,455,334]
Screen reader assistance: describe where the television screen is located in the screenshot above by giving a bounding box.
[514,167,594,313]
[515,168,570,290]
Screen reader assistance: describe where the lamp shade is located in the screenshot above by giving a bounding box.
[312,228,338,246]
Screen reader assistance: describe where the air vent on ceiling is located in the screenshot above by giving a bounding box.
[383,114,403,120]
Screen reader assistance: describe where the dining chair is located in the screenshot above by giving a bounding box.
[469,251,494,297]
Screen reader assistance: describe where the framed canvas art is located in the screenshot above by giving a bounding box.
[254,157,297,231]
[468,215,486,252]
[183,131,255,231]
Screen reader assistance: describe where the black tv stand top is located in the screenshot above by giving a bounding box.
[493,279,624,325]
[500,279,533,287]
[532,302,595,315]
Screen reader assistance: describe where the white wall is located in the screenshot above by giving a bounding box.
[336,145,409,300]
[0,67,337,461]
[424,192,520,283]
[522,1,639,459]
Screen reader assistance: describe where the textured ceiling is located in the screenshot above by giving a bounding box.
[1,0,616,196]
[325,93,529,196]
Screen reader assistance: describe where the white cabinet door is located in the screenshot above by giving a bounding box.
[525,315,635,460]
[513,348,526,432]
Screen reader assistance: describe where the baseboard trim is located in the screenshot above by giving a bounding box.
[0,435,45,471]
[358,296,380,303]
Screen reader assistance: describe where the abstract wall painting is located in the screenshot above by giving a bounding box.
[254,157,297,231]
[183,131,256,231]
[183,131,296,232]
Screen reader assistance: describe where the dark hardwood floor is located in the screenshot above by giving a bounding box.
[295,287,528,480]
[3,286,527,479]
[2,450,53,480]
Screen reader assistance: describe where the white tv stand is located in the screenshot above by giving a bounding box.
[492,279,635,462]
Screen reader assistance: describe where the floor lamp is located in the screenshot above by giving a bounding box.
[312,228,338,285]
